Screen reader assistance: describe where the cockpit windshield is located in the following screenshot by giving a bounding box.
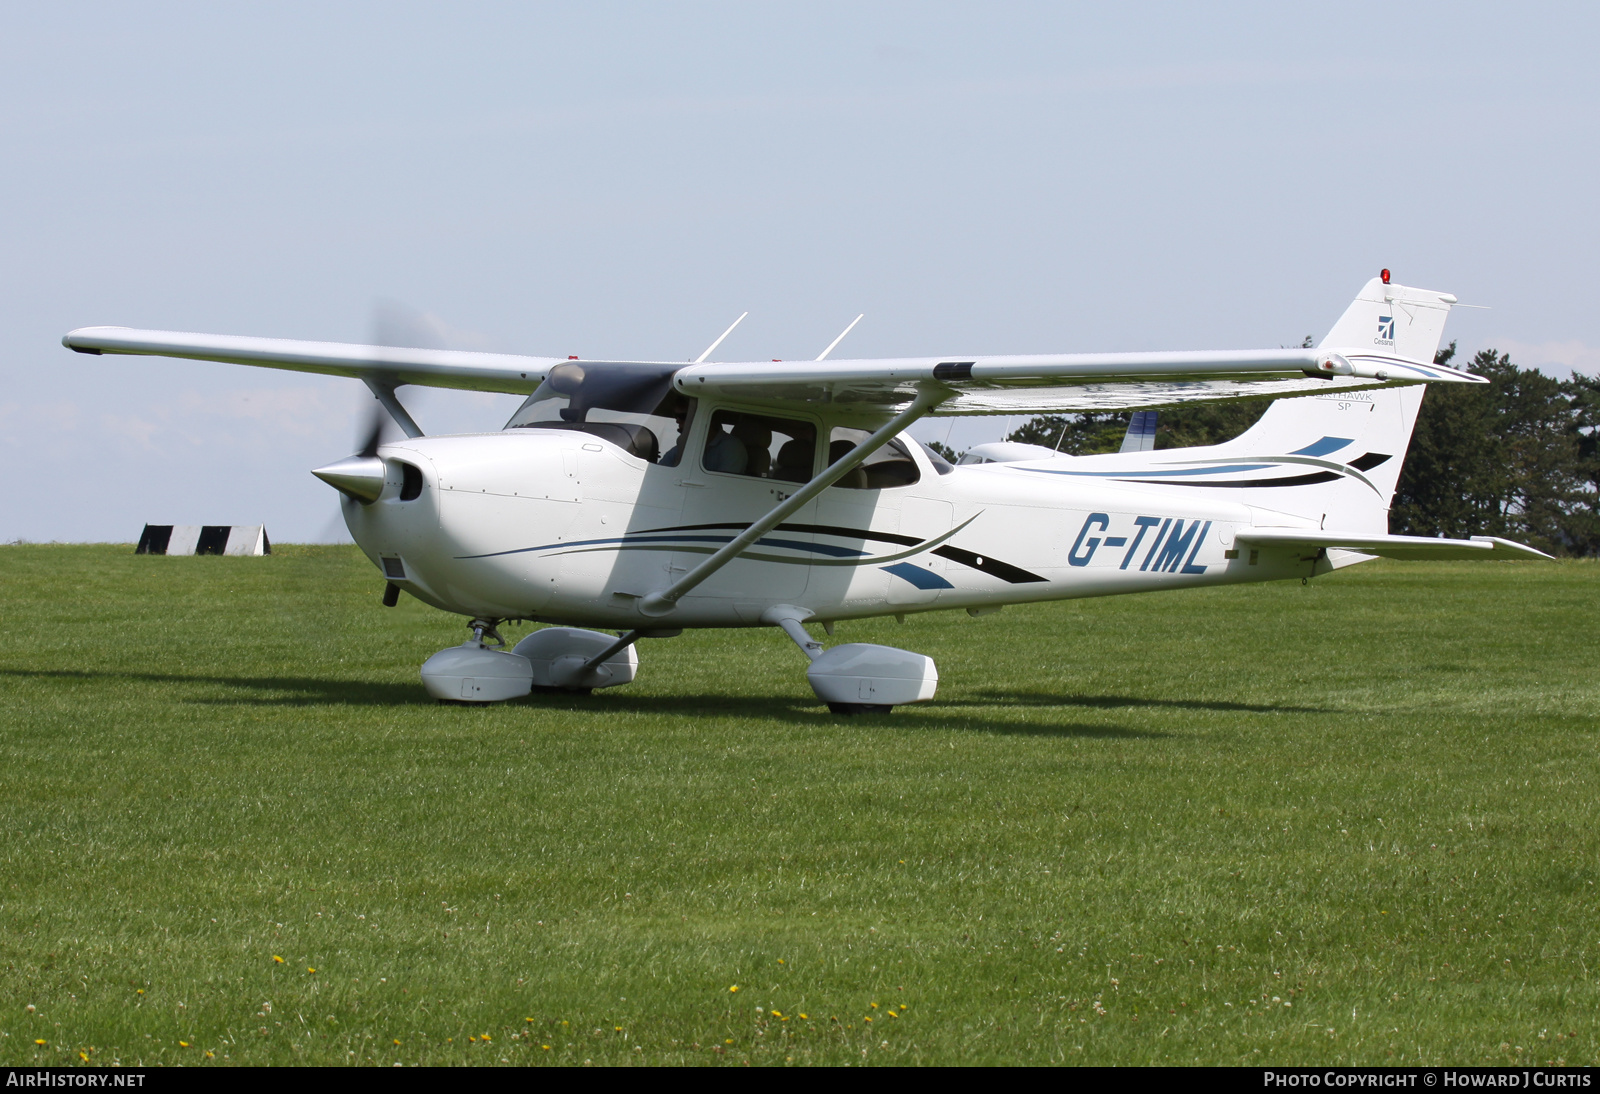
[504,362,690,464]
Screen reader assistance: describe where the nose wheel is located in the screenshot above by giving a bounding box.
[419,617,533,703]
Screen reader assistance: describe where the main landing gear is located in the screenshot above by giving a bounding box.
[763,605,938,715]
[419,611,937,714]
[419,620,657,703]
[419,619,533,702]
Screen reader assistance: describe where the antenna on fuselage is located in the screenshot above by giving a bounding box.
[815,314,864,361]
[695,312,748,363]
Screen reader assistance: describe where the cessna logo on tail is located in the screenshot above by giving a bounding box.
[1376,315,1395,344]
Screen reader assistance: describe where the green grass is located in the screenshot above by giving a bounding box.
[1,545,1597,1066]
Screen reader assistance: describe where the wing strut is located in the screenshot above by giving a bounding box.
[639,387,947,617]
[363,377,424,439]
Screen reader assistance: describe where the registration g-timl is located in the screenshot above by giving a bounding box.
[1067,514,1212,574]
[63,270,1549,714]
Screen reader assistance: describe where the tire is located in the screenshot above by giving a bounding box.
[826,702,894,715]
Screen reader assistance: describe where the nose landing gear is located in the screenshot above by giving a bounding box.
[420,620,668,703]
[419,618,534,703]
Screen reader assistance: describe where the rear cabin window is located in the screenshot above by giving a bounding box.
[700,410,817,482]
[826,428,920,489]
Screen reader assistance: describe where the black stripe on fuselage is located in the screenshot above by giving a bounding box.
[931,545,1046,583]
[1121,471,1343,489]
[633,521,1044,582]
[1118,452,1392,490]
[637,521,924,547]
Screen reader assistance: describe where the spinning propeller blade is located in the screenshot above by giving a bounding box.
[355,402,386,459]
[313,300,442,501]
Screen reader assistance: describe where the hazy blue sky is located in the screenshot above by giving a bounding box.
[4,2,1597,541]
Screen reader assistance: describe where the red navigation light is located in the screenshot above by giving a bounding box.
[568,355,579,360]
[1380,269,1391,284]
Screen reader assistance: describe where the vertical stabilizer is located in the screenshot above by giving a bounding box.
[1320,273,1457,365]
[1156,275,1455,532]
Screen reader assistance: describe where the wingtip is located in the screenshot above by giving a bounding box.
[1475,536,1555,560]
[62,326,132,353]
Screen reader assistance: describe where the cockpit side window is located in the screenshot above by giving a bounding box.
[826,428,921,489]
[700,409,817,482]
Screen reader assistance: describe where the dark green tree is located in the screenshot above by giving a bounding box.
[1006,411,1129,454]
[1006,401,1271,454]
[1391,345,1584,554]
[1561,371,1600,555]
[1005,338,1596,555]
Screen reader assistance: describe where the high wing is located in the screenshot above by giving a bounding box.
[1236,530,1552,561]
[671,348,1483,422]
[65,326,1479,421]
[63,326,557,395]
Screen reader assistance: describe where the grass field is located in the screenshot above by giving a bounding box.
[0,544,1596,1067]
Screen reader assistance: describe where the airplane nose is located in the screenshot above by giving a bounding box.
[311,455,387,502]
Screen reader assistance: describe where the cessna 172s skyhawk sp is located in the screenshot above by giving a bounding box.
[64,272,1546,712]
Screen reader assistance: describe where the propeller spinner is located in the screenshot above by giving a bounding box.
[312,387,389,502]
[311,453,387,503]
[312,302,436,503]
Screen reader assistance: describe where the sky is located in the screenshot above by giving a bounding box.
[3,2,1597,542]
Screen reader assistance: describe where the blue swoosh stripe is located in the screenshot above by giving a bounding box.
[882,562,954,589]
[1022,464,1275,479]
[1290,436,1354,457]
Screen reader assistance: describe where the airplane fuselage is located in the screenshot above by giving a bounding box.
[346,426,1337,629]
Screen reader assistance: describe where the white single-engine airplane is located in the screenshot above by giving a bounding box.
[64,271,1547,712]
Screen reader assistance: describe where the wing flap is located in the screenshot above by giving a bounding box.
[63,326,555,394]
[1236,529,1551,561]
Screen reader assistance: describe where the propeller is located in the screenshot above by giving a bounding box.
[354,399,386,460]
[311,300,441,503]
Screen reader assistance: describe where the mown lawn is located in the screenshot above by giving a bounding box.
[0,545,1596,1066]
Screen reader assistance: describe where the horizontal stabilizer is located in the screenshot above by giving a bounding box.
[1236,529,1551,561]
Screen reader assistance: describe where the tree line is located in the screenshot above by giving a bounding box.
[980,344,1600,557]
